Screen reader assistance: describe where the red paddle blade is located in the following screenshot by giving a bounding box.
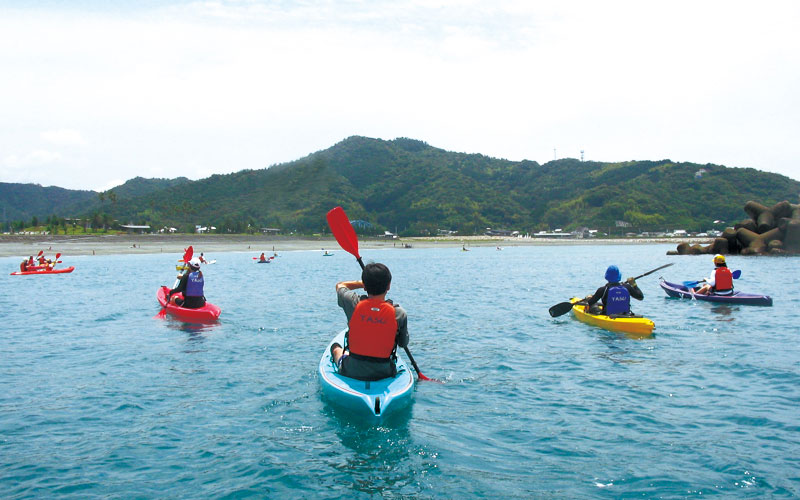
[183,246,193,262]
[326,207,360,259]
[37,250,43,257]
[55,253,61,260]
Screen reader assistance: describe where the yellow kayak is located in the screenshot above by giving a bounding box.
[570,298,654,337]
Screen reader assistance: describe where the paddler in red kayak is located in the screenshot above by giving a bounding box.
[694,254,734,296]
[167,257,206,309]
[330,262,409,381]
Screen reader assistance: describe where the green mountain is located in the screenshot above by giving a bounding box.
[0,182,96,222]
[3,136,799,235]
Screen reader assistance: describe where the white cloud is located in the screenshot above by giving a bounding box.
[0,0,799,190]
[41,129,86,146]
[4,150,62,168]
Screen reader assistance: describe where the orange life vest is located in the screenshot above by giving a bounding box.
[714,267,733,292]
[347,298,398,359]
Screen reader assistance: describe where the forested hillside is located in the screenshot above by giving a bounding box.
[3,136,799,235]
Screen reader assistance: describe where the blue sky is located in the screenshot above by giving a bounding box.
[1,0,799,191]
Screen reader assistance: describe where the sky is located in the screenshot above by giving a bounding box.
[1,0,799,192]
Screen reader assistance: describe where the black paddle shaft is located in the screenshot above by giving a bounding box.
[631,262,673,281]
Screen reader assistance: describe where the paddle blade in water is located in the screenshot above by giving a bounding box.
[326,207,360,259]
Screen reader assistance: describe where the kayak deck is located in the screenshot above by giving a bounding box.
[156,286,221,321]
[570,297,655,337]
[659,280,773,306]
[318,329,414,422]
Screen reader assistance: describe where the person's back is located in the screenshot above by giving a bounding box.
[331,262,409,381]
[697,255,733,295]
[169,258,206,308]
[586,265,643,316]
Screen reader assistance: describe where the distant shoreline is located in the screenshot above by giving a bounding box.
[0,233,706,258]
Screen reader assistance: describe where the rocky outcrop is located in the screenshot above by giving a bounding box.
[668,200,800,256]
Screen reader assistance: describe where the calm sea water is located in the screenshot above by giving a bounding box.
[1,244,798,499]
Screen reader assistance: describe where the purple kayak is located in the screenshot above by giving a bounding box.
[659,280,772,306]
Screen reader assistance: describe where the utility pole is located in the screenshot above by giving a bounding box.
[553,148,557,160]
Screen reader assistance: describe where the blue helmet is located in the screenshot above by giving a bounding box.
[605,265,622,282]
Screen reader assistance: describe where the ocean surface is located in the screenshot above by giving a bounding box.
[1,244,798,499]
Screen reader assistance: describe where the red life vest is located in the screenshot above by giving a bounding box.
[714,267,733,292]
[348,298,398,359]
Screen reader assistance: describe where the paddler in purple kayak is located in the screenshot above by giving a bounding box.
[694,254,734,296]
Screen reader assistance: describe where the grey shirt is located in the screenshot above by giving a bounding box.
[337,287,409,348]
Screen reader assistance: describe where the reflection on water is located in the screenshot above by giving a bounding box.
[162,316,222,337]
[322,404,435,498]
[710,304,737,320]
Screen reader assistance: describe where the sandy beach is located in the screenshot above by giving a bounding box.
[0,233,704,258]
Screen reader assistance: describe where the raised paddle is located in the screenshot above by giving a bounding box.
[682,269,741,288]
[48,253,62,270]
[326,206,364,269]
[326,206,441,383]
[548,263,675,318]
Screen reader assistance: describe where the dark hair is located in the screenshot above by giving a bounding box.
[362,262,392,295]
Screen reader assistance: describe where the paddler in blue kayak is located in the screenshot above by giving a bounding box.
[331,262,410,381]
[694,254,734,296]
[167,257,206,309]
[583,265,644,316]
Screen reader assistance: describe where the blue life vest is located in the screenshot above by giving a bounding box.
[605,284,630,315]
[185,271,204,297]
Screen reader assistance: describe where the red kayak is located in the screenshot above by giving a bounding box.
[11,266,75,276]
[156,286,221,321]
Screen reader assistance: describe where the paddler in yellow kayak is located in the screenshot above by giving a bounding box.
[582,265,644,316]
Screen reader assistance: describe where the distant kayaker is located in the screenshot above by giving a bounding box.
[584,265,643,316]
[330,262,409,381]
[168,257,206,309]
[199,252,208,264]
[694,254,734,296]
[259,252,267,262]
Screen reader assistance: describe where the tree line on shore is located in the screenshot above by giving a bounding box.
[3,137,799,236]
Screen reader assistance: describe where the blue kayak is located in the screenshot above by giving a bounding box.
[660,280,773,306]
[318,329,415,422]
